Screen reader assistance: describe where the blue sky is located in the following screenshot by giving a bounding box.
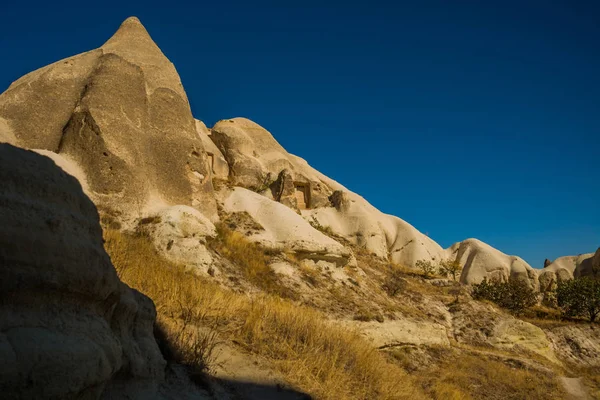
[1,1,598,267]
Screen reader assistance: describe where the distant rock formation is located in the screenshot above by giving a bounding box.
[544,258,552,268]
[538,249,600,292]
[0,17,217,221]
[447,239,539,289]
[0,144,165,399]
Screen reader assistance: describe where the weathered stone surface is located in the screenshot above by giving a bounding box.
[270,169,299,212]
[0,17,217,222]
[450,301,558,363]
[447,238,539,289]
[352,319,450,348]
[538,251,597,292]
[329,190,351,212]
[223,187,351,266]
[210,118,332,207]
[306,194,447,267]
[0,144,165,399]
[195,119,229,180]
[546,325,600,367]
[137,205,217,274]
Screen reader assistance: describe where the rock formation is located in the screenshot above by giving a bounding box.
[538,249,600,292]
[210,117,447,268]
[136,205,218,274]
[0,17,217,222]
[447,239,539,289]
[0,16,555,286]
[0,144,165,399]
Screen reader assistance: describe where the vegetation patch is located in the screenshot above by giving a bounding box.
[104,229,424,400]
[472,278,537,314]
[556,277,600,322]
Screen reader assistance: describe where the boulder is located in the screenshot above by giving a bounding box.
[0,144,165,399]
[448,239,539,290]
[0,17,217,222]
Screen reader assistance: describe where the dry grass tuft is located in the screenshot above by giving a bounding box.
[208,223,292,298]
[104,230,424,400]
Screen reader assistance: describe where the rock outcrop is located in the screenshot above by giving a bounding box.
[136,205,217,274]
[210,118,333,208]
[447,239,539,289]
[223,187,352,266]
[538,249,600,292]
[209,118,447,267]
[0,144,165,399]
[0,17,217,222]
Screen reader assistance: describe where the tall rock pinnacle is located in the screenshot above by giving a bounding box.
[0,17,217,221]
[102,17,188,101]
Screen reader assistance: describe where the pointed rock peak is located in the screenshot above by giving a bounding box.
[100,16,189,101]
[102,16,159,54]
[123,16,143,25]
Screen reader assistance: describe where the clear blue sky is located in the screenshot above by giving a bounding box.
[1,0,598,268]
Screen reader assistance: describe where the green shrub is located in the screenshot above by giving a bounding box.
[472,278,537,314]
[556,277,600,322]
[438,259,463,281]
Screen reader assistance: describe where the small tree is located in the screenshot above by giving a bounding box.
[415,259,435,278]
[382,267,407,297]
[556,277,600,322]
[438,259,463,281]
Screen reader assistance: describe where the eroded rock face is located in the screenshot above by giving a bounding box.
[223,187,352,266]
[448,239,539,290]
[0,144,165,399]
[195,119,230,180]
[210,118,332,207]
[0,17,217,222]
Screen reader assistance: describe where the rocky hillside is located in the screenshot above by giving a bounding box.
[1,16,599,400]
[0,17,542,287]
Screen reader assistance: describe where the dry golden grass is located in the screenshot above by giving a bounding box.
[104,230,425,400]
[208,223,293,298]
[389,343,565,400]
[431,353,565,400]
